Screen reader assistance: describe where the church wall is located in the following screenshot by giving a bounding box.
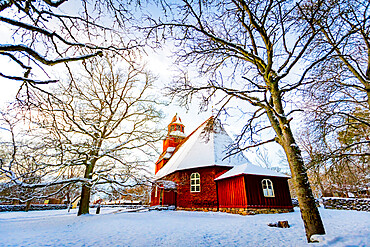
[162,166,231,209]
[217,176,248,208]
[217,175,293,209]
[150,187,176,206]
[244,175,293,209]
[150,187,160,206]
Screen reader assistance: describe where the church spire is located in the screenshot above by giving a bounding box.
[155,114,187,174]
[167,113,186,138]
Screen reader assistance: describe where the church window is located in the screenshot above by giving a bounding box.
[190,172,200,192]
[155,186,158,197]
[262,179,274,197]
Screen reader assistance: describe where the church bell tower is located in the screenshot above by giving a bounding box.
[155,114,186,174]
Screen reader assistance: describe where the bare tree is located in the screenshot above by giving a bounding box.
[0,55,163,215]
[0,0,137,86]
[298,0,370,181]
[300,0,370,107]
[0,107,61,206]
[298,108,369,198]
[254,147,272,169]
[143,0,327,241]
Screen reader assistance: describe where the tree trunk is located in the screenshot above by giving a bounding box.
[77,184,91,216]
[66,191,71,212]
[25,200,32,212]
[77,164,94,216]
[281,126,325,242]
[267,83,325,242]
[315,167,325,196]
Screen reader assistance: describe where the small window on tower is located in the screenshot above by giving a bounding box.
[190,172,200,192]
[262,179,274,197]
[170,125,175,131]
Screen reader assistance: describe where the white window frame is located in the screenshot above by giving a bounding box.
[190,172,201,192]
[155,186,158,197]
[262,179,275,197]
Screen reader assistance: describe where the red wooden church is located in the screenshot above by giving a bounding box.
[150,115,293,214]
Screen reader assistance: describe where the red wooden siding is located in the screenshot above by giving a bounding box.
[150,187,160,206]
[150,168,293,209]
[155,166,231,208]
[244,175,293,209]
[162,190,176,206]
[217,176,247,208]
[150,187,176,206]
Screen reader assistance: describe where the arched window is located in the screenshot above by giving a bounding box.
[190,173,200,192]
[262,179,274,197]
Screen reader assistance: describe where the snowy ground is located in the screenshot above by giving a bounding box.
[0,207,368,247]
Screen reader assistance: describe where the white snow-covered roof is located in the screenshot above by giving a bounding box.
[155,117,249,179]
[215,163,290,180]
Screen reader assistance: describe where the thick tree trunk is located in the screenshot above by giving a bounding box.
[267,82,325,242]
[77,184,91,216]
[77,164,94,216]
[281,126,325,242]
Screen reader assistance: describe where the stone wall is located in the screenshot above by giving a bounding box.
[0,204,67,212]
[291,198,320,207]
[178,207,293,215]
[323,197,369,212]
[177,207,218,212]
[219,207,293,215]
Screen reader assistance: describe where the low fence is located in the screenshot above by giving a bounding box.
[90,204,146,209]
[0,204,148,212]
[0,204,67,212]
[322,197,369,212]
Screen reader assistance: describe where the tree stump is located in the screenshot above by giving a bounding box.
[268,220,290,228]
[278,221,290,228]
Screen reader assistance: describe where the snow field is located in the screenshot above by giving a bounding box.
[0,207,368,247]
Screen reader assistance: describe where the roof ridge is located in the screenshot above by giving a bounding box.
[168,116,213,159]
[156,116,213,166]
[154,116,248,179]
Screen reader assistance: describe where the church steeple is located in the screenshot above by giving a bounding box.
[167,113,186,138]
[155,114,186,174]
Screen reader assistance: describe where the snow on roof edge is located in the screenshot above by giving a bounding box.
[215,163,290,180]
